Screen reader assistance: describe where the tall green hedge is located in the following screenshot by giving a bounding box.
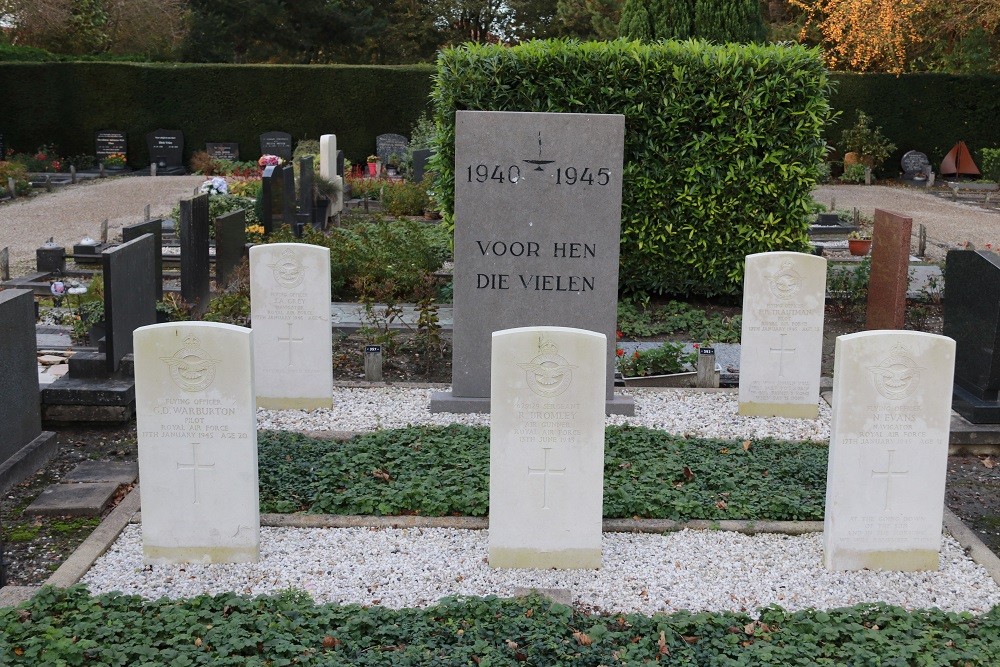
[431,39,833,297]
[0,62,434,165]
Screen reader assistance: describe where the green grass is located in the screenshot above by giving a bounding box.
[258,425,828,521]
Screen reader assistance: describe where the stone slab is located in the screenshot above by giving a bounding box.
[738,252,825,418]
[824,330,955,571]
[0,431,57,494]
[122,219,164,300]
[25,481,120,517]
[866,209,913,330]
[250,244,333,409]
[215,209,246,288]
[179,194,211,312]
[429,391,634,416]
[443,110,628,413]
[41,376,135,405]
[62,461,138,484]
[0,289,43,465]
[489,326,605,569]
[42,404,133,423]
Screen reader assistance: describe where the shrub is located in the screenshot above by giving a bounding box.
[982,148,1000,182]
[839,163,867,183]
[431,39,832,297]
[381,176,432,216]
[0,161,32,196]
[840,110,895,170]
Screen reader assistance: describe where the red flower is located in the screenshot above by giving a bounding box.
[693,343,700,349]
[616,348,624,357]
[616,329,623,340]
[633,351,640,359]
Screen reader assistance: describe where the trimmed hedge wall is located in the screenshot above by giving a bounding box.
[0,62,435,165]
[829,73,1000,173]
[431,39,833,297]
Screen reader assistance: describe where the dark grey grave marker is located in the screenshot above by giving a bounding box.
[95,130,127,160]
[0,289,56,492]
[122,219,164,299]
[259,131,293,161]
[298,156,315,231]
[261,165,278,236]
[944,249,1000,423]
[146,129,184,168]
[281,164,296,229]
[337,150,345,178]
[0,246,9,281]
[207,142,240,161]
[412,148,433,182]
[180,194,211,312]
[215,209,247,287]
[103,234,157,373]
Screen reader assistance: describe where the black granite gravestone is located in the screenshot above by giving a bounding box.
[180,194,211,312]
[261,165,277,236]
[900,150,932,186]
[336,150,345,178]
[122,219,163,299]
[146,129,184,171]
[259,131,293,161]
[298,156,315,231]
[281,164,296,229]
[95,130,127,161]
[215,209,247,287]
[207,142,240,161]
[376,133,409,168]
[412,148,433,182]
[944,249,1000,422]
[0,289,56,491]
[102,234,157,373]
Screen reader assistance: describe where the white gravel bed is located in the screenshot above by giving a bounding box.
[82,525,1000,616]
[257,387,831,442]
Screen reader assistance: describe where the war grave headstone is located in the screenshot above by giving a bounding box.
[206,142,239,161]
[134,321,259,563]
[179,194,211,313]
[900,150,933,185]
[122,219,164,299]
[259,131,292,161]
[249,243,333,410]
[489,326,605,569]
[376,133,409,170]
[0,289,57,493]
[738,252,826,418]
[412,148,433,182]
[103,234,157,373]
[430,110,632,415]
[145,129,184,173]
[94,130,127,163]
[943,249,1000,423]
[824,330,955,570]
[215,209,247,288]
[866,209,913,331]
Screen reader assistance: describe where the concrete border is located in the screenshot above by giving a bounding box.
[0,431,57,495]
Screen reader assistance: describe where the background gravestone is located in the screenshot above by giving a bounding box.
[145,129,184,168]
[866,208,913,331]
[0,289,56,492]
[122,219,164,299]
[412,148,433,182]
[179,194,211,312]
[260,165,277,236]
[215,209,247,288]
[206,143,239,161]
[430,110,631,415]
[298,156,315,225]
[259,131,292,161]
[337,150,345,179]
[102,234,157,373]
[376,133,409,168]
[94,130,127,162]
[900,150,931,178]
[281,165,296,230]
[134,321,259,564]
[943,249,1000,423]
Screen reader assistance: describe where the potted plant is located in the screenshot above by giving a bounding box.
[848,231,872,256]
[366,154,380,177]
[102,152,127,170]
[841,111,895,173]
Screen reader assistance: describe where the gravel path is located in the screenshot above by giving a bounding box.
[0,175,204,274]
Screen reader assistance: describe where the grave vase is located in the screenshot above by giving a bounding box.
[367,161,379,177]
[848,238,872,256]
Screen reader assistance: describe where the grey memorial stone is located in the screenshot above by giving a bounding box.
[24,481,120,517]
[146,129,184,168]
[259,131,293,161]
[95,130,127,161]
[206,142,239,161]
[901,150,931,177]
[215,209,247,287]
[62,460,138,484]
[376,133,409,168]
[0,246,9,281]
[430,110,632,415]
[412,148,433,182]
[0,289,56,492]
[180,194,211,312]
[122,219,164,299]
[103,234,157,373]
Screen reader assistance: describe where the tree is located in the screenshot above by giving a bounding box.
[619,0,764,43]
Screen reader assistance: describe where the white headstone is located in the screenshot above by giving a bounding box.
[319,134,344,215]
[738,252,826,418]
[824,330,955,571]
[250,243,333,409]
[489,326,605,569]
[134,322,259,564]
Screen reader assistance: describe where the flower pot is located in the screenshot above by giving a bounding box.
[848,239,872,256]
[843,152,874,169]
[367,162,379,177]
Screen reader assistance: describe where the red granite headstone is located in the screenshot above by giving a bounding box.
[865,209,913,330]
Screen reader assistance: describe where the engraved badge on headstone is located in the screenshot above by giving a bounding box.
[869,344,923,401]
[768,260,802,301]
[161,336,220,392]
[268,248,304,289]
[518,335,576,397]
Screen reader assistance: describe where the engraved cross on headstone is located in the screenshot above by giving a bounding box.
[871,449,910,511]
[277,321,304,367]
[177,442,215,505]
[527,447,565,510]
[770,333,796,378]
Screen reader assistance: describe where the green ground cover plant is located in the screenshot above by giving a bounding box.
[617,299,742,342]
[3,586,998,665]
[257,425,827,520]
